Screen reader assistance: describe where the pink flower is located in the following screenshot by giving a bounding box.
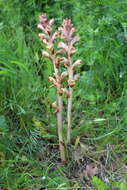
[58,42,68,52]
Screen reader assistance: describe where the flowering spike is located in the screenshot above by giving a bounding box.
[38,13,66,163]
[58,19,75,41]
[38,13,82,161]
[39,13,52,33]
[58,17,82,144]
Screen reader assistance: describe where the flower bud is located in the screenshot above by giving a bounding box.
[43,39,48,45]
[48,77,56,85]
[49,18,55,26]
[70,47,76,55]
[61,71,68,79]
[37,24,44,31]
[70,36,80,46]
[74,74,80,81]
[56,57,64,63]
[61,88,70,98]
[39,14,47,23]
[68,79,75,87]
[47,43,53,51]
[57,86,64,95]
[72,60,81,69]
[46,25,52,33]
[56,49,65,55]
[58,42,68,52]
[70,27,76,37]
[52,101,59,113]
[42,51,51,59]
[52,32,59,41]
[57,57,69,67]
[38,33,47,40]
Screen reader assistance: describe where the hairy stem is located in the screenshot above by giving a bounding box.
[57,95,66,162]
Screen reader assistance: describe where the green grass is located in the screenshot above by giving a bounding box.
[0,0,127,189]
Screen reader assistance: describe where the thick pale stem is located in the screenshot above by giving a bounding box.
[67,58,73,144]
[67,87,73,143]
[57,95,66,162]
[52,55,66,162]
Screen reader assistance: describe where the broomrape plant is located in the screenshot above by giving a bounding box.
[38,13,81,162]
